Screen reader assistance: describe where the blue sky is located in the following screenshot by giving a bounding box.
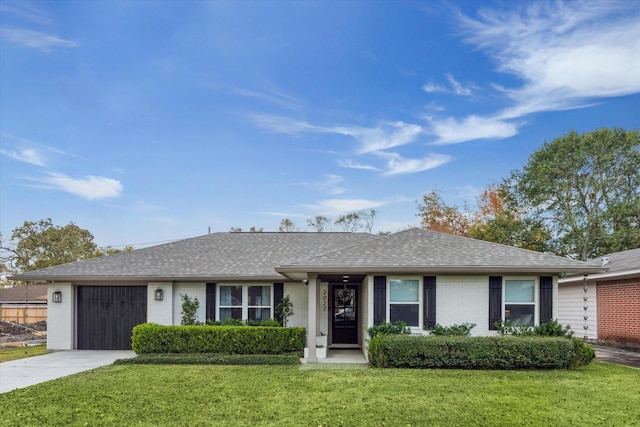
[1,0,639,248]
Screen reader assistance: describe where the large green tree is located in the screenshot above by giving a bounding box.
[504,127,640,260]
[1,219,98,272]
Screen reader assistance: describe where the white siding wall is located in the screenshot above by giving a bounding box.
[47,282,74,350]
[557,281,597,340]
[436,276,493,336]
[172,282,206,325]
[283,282,308,328]
[147,282,174,325]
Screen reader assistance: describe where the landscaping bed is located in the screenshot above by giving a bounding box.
[0,320,47,346]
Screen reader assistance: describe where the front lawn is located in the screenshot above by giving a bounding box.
[0,344,47,362]
[0,362,638,426]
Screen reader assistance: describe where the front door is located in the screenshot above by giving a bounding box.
[331,285,358,345]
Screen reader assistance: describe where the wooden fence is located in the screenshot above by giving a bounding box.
[0,305,47,324]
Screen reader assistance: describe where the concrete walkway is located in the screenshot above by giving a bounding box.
[0,350,135,394]
[593,345,640,369]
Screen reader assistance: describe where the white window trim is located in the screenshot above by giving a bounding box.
[386,276,423,330]
[217,284,273,321]
[502,277,539,326]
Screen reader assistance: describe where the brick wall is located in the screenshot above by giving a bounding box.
[597,278,640,344]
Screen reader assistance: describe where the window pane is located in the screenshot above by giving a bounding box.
[220,308,242,321]
[249,286,270,306]
[220,286,242,306]
[390,279,419,302]
[505,304,534,326]
[390,304,419,327]
[248,308,271,321]
[505,280,534,302]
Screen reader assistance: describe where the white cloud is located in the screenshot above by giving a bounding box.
[303,196,408,216]
[375,152,453,176]
[0,147,46,166]
[337,159,381,172]
[460,1,640,119]
[0,4,54,25]
[28,172,122,200]
[428,115,520,145]
[1,28,79,50]
[235,88,303,111]
[423,74,474,96]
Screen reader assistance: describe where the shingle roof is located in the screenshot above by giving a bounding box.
[600,248,640,273]
[11,232,377,281]
[0,284,48,303]
[10,228,603,282]
[276,228,603,274]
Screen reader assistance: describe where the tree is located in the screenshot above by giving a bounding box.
[467,185,551,252]
[90,245,134,258]
[505,128,640,260]
[278,218,297,232]
[334,210,377,233]
[307,215,331,232]
[417,190,470,236]
[0,219,97,272]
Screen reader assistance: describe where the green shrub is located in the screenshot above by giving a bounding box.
[427,323,476,336]
[367,321,411,338]
[368,335,579,369]
[131,323,306,355]
[115,353,300,365]
[495,319,573,338]
[568,338,595,369]
[180,294,200,325]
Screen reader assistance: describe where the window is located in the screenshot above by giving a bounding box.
[219,285,271,321]
[388,278,420,327]
[504,279,535,326]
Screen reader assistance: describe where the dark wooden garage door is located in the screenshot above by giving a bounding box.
[77,286,147,350]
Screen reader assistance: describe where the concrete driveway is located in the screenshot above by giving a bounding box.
[0,350,135,394]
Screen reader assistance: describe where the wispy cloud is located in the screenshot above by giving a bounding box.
[26,172,122,200]
[0,147,46,166]
[235,88,303,111]
[1,28,79,51]
[428,1,640,144]
[427,115,520,145]
[0,3,54,25]
[336,159,381,172]
[423,74,475,96]
[375,152,453,175]
[302,196,407,216]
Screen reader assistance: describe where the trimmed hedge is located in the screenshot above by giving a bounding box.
[131,323,306,355]
[368,335,591,369]
[114,353,300,365]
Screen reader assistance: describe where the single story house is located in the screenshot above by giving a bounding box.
[10,228,603,361]
[0,283,48,324]
[558,247,640,348]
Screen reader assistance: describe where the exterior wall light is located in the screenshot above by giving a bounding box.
[52,290,62,303]
[154,288,164,301]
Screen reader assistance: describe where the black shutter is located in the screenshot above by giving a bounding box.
[206,283,216,322]
[539,276,553,324]
[488,276,502,330]
[423,276,436,328]
[373,276,386,325]
[273,283,284,324]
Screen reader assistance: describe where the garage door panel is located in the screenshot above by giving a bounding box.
[77,286,147,350]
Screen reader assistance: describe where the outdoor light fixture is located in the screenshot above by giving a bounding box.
[154,288,163,301]
[52,290,62,303]
[303,279,309,286]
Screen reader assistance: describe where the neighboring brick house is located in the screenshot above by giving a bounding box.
[10,228,602,361]
[558,248,640,348]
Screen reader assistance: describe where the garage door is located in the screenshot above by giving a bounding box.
[77,286,147,350]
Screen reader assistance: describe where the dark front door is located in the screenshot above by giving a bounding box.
[332,285,358,345]
[77,286,147,350]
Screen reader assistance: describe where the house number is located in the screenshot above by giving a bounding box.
[322,289,327,312]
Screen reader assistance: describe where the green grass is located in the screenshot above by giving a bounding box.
[0,362,638,426]
[0,344,47,362]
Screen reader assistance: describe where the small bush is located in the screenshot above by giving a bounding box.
[131,323,306,355]
[180,294,200,325]
[427,323,476,336]
[535,319,573,338]
[115,353,300,365]
[369,335,580,369]
[367,321,411,338]
[569,338,595,369]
